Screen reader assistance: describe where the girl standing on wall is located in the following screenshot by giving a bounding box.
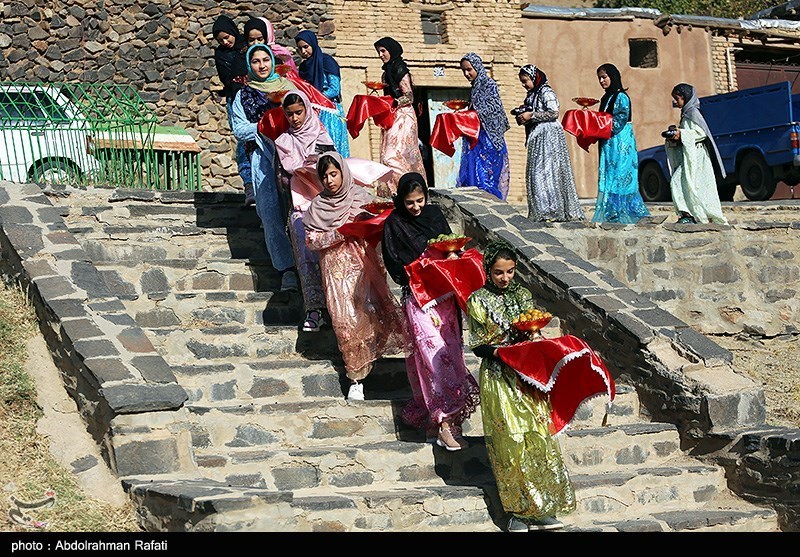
[592,63,650,224]
[305,153,405,401]
[230,44,299,292]
[665,83,728,225]
[373,37,426,189]
[458,52,511,201]
[381,172,481,451]
[466,240,576,532]
[513,64,584,222]
[295,30,350,157]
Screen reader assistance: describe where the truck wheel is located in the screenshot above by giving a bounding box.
[639,162,671,202]
[29,159,81,185]
[738,152,777,201]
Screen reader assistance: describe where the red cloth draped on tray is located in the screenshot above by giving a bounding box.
[405,248,486,313]
[257,107,290,141]
[429,110,481,157]
[337,209,392,248]
[346,95,396,139]
[283,68,336,111]
[561,109,613,152]
[497,335,615,435]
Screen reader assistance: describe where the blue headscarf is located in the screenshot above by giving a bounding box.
[461,53,510,150]
[296,30,341,99]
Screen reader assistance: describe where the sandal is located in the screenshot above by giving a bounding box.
[302,309,324,332]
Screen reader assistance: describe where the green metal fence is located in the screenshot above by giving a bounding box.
[0,82,201,190]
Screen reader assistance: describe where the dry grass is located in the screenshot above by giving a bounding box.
[0,281,140,532]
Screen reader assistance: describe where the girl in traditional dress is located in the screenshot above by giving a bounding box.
[666,83,728,225]
[466,240,576,532]
[275,89,335,332]
[382,173,481,451]
[230,44,299,292]
[295,30,350,157]
[373,37,426,188]
[305,152,405,401]
[458,53,511,200]
[592,63,650,224]
[514,65,585,222]
[212,15,252,205]
[242,17,298,73]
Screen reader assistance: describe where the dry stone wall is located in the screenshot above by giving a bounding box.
[0,0,333,191]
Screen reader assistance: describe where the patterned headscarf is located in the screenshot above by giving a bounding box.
[481,239,523,296]
[461,53,510,150]
[520,64,549,110]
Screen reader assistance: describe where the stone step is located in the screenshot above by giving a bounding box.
[183,390,647,461]
[145,324,350,361]
[125,290,304,330]
[67,198,264,230]
[122,476,501,532]
[122,468,777,532]
[73,226,269,263]
[94,259,282,298]
[188,422,681,493]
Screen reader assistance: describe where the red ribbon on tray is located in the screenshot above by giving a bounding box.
[346,94,396,139]
[257,106,290,141]
[337,209,392,247]
[405,247,486,313]
[561,109,613,152]
[284,69,336,111]
[497,335,615,435]
[429,110,481,157]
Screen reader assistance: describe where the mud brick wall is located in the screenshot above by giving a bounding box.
[0,0,333,191]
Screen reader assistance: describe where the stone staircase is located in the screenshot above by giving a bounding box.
[55,190,779,532]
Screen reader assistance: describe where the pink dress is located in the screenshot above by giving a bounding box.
[306,228,405,380]
[380,74,426,190]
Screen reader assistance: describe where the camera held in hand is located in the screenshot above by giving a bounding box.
[661,125,678,139]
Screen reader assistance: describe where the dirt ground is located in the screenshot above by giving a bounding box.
[712,333,800,429]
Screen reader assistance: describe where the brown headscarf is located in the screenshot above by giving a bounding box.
[304,152,372,233]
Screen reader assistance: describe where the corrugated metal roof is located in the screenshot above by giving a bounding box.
[521,4,800,37]
[748,1,800,20]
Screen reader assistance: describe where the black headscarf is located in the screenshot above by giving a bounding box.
[381,173,451,286]
[374,37,410,100]
[212,15,248,99]
[243,18,269,44]
[597,63,630,122]
[672,83,726,179]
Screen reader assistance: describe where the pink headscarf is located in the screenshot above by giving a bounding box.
[260,17,298,72]
[304,152,373,233]
[275,89,333,174]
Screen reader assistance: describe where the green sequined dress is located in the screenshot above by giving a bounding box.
[466,284,576,520]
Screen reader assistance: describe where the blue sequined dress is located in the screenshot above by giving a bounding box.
[318,73,350,158]
[592,92,650,223]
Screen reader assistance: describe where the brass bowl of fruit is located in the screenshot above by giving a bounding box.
[427,234,470,253]
[511,309,553,332]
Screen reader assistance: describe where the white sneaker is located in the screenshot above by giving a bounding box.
[347,382,364,401]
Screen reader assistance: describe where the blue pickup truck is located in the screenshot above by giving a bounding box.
[637,81,800,202]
